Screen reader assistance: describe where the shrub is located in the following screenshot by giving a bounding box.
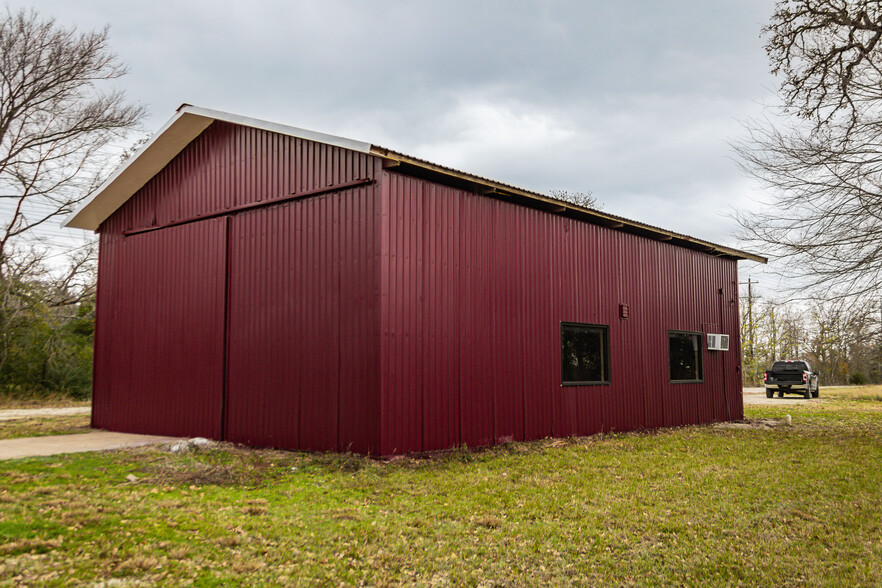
[849,372,868,386]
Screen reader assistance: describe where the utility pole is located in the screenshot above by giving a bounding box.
[876,298,882,377]
[748,278,754,363]
[738,277,758,385]
[739,278,756,364]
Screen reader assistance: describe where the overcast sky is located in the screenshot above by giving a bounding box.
[14,0,781,288]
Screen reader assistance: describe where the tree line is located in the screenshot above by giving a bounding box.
[0,246,95,398]
[740,288,882,387]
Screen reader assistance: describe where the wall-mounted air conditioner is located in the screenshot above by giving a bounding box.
[707,333,730,351]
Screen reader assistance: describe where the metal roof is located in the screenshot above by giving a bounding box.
[64,104,766,263]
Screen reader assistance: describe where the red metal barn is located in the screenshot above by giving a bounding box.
[65,105,765,455]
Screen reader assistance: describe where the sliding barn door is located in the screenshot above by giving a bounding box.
[92,219,227,437]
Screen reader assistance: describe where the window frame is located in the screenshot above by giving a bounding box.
[560,322,611,386]
[668,330,704,384]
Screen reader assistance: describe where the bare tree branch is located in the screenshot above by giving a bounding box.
[548,189,600,210]
[0,8,139,389]
[736,1,882,304]
[0,7,144,276]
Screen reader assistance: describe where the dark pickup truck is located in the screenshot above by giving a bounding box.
[764,360,819,399]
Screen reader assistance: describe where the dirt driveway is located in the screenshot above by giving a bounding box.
[742,387,815,406]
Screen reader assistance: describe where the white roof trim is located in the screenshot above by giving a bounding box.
[63,105,372,230]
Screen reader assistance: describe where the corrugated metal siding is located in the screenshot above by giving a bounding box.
[92,219,226,437]
[95,124,381,450]
[101,121,375,235]
[94,120,742,455]
[225,185,381,453]
[379,170,743,454]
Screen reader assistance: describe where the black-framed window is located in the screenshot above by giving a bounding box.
[561,323,610,385]
[669,330,703,383]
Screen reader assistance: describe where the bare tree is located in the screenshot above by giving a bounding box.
[776,304,805,361]
[740,284,773,385]
[549,189,600,210]
[734,1,882,302]
[0,8,144,277]
[0,8,141,397]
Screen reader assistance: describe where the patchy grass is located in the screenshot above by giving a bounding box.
[821,384,882,404]
[0,415,92,440]
[0,394,881,586]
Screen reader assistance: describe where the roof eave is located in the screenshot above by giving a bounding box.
[370,147,767,264]
[63,105,373,231]
[63,104,767,264]
[63,108,213,230]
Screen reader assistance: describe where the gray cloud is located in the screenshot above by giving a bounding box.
[16,0,779,251]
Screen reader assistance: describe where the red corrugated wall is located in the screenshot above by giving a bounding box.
[92,219,227,437]
[95,122,382,451]
[378,171,742,454]
[224,185,381,453]
[94,120,742,454]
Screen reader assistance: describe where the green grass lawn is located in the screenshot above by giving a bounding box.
[1,389,881,586]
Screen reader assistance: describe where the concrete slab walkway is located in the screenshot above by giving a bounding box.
[0,431,181,460]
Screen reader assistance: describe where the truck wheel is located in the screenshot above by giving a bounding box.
[804,387,812,399]
[766,388,774,398]
[813,384,820,398]
[777,389,784,398]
